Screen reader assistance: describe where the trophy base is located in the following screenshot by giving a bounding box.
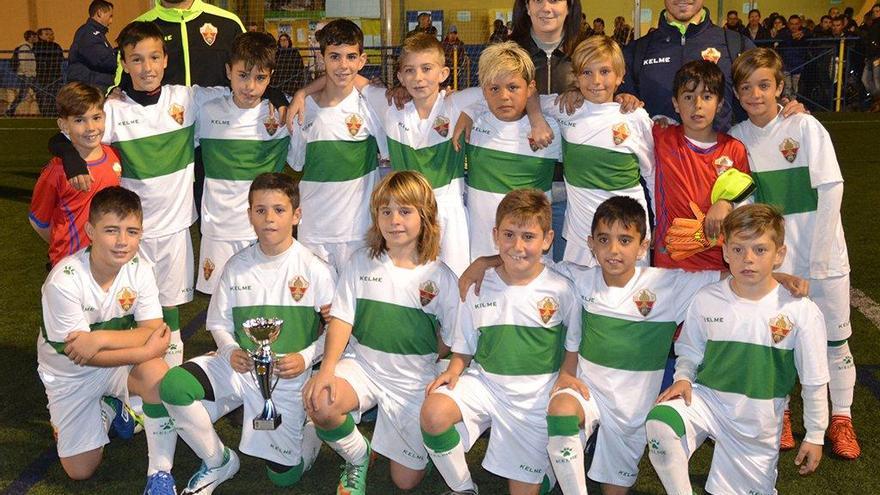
[253,415,282,430]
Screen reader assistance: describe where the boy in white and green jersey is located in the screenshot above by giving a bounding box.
[38,187,178,493]
[303,171,466,494]
[196,32,294,295]
[288,20,388,275]
[729,47,858,458]
[647,204,828,495]
[160,174,334,494]
[95,22,228,366]
[463,42,561,261]
[543,36,654,267]
[422,189,578,495]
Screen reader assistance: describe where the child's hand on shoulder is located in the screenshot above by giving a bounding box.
[656,379,692,405]
[772,272,810,298]
[276,353,306,379]
[795,441,822,475]
[781,98,808,118]
[451,112,473,152]
[614,93,644,113]
[229,348,254,374]
[68,173,94,193]
[426,370,461,396]
[555,87,584,115]
[386,85,412,110]
[551,372,590,399]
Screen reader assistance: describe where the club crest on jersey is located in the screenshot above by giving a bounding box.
[203,258,215,281]
[701,47,721,64]
[289,275,309,302]
[432,116,450,137]
[779,138,799,163]
[199,23,218,46]
[538,297,559,324]
[419,280,439,306]
[169,103,185,125]
[345,114,363,136]
[612,122,630,145]
[634,289,656,316]
[117,287,136,312]
[714,156,733,175]
[264,111,280,136]
[770,314,794,343]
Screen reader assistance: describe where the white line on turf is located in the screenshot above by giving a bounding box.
[851,288,880,329]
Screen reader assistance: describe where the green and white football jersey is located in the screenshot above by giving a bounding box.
[556,263,717,431]
[729,113,849,279]
[678,280,830,438]
[543,101,655,253]
[197,97,293,241]
[465,96,562,260]
[289,89,388,244]
[103,85,227,238]
[38,249,162,379]
[458,266,579,410]
[206,241,335,356]
[331,249,465,396]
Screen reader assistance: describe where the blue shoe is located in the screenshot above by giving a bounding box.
[144,471,177,495]
[102,396,135,440]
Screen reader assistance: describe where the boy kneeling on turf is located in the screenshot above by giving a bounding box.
[646,204,829,494]
[37,186,177,492]
[421,189,580,495]
[160,173,335,494]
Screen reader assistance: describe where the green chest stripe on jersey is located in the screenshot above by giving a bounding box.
[232,305,321,355]
[695,339,797,400]
[352,299,439,356]
[302,137,379,183]
[90,315,137,331]
[465,144,555,194]
[387,138,464,189]
[474,323,566,376]
[579,311,677,372]
[201,137,291,180]
[752,167,818,215]
[562,141,641,191]
[114,126,196,180]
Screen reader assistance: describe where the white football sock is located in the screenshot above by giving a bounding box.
[166,402,226,468]
[424,427,474,492]
[547,434,587,495]
[828,341,856,417]
[646,420,692,495]
[143,405,178,475]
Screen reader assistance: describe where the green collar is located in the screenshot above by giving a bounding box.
[151,0,206,23]
[666,7,707,35]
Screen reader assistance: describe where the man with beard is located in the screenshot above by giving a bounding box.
[33,27,64,116]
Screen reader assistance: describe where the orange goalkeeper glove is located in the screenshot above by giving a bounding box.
[665,202,721,261]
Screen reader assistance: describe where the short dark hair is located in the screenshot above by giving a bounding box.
[727,10,738,16]
[594,17,604,24]
[89,0,113,17]
[673,60,725,98]
[56,81,105,118]
[23,30,37,41]
[832,15,845,23]
[89,186,143,224]
[788,15,801,22]
[821,15,832,22]
[229,31,277,72]
[591,196,647,241]
[37,28,53,36]
[749,9,761,17]
[117,21,165,60]
[316,19,363,54]
[248,172,300,209]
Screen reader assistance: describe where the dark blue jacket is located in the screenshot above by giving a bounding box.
[621,9,754,131]
[67,18,117,90]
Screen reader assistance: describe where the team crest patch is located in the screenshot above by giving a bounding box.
[612,122,630,145]
[701,47,721,64]
[714,155,733,175]
[264,110,280,136]
[345,114,363,136]
[112,162,122,176]
[199,23,218,46]
[538,297,559,324]
[117,287,136,312]
[289,275,309,302]
[169,103,185,125]
[432,116,450,137]
[779,138,799,163]
[634,289,656,317]
[419,280,439,306]
[202,258,215,281]
[770,314,794,343]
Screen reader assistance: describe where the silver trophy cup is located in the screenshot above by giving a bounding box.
[243,317,283,430]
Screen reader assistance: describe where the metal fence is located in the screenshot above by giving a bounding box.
[1,36,873,117]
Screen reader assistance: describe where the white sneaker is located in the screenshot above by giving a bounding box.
[182,447,240,494]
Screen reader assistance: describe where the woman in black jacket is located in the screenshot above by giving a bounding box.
[272,33,307,97]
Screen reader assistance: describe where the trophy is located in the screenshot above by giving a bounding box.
[243,317,283,430]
